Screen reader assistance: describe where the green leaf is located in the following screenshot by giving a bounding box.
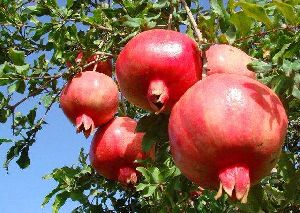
[16,146,30,169]
[27,108,37,126]
[142,131,156,152]
[230,11,253,36]
[148,167,163,183]
[42,186,61,207]
[136,183,149,191]
[136,167,151,182]
[66,0,74,9]
[0,138,13,144]
[272,43,291,63]
[247,60,272,73]
[15,64,30,75]
[225,24,236,44]
[8,48,25,65]
[0,110,10,123]
[143,185,157,197]
[52,192,69,213]
[8,80,26,94]
[292,85,300,100]
[123,16,142,28]
[273,0,299,25]
[236,2,273,28]
[136,114,158,132]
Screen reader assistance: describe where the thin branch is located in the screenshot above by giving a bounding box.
[180,0,203,44]
[167,2,174,30]
[235,24,300,43]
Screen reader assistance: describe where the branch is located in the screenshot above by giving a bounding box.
[167,3,174,30]
[180,0,203,44]
[235,24,300,43]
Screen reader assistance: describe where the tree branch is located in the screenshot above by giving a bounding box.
[180,0,203,44]
[235,24,300,43]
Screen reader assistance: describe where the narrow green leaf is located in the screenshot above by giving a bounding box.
[236,2,273,27]
[52,192,69,213]
[0,138,13,144]
[42,187,61,207]
[247,60,272,73]
[273,0,299,25]
[8,48,25,66]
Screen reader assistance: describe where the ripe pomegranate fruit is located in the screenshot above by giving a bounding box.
[66,51,112,76]
[205,44,256,79]
[60,71,118,137]
[169,74,288,203]
[89,117,154,186]
[116,29,202,113]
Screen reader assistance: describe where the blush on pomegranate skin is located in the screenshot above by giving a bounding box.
[116,29,202,113]
[169,73,288,203]
[205,44,256,79]
[60,71,118,138]
[89,117,155,186]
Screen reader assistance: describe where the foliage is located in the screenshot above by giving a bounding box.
[0,0,299,212]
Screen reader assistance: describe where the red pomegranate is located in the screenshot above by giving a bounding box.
[205,44,256,79]
[168,74,288,203]
[116,29,202,113]
[67,51,112,76]
[89,117,154,186]
[60,71,118,137]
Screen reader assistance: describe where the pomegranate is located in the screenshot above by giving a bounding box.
[116,29,202,113]
[89,117,154,186]
[168,74,288,203]
[205,44,256,79]
[60,71,118,137]
[66,51,112,76]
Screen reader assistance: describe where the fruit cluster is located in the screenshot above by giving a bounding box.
[59,29,288,203]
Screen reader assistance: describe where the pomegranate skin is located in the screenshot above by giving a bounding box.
[60,71,118,137]
[169,74,288,203]
[67,51,112,77]
[89,117,154,186]
[205,44,256,79]
[116,29,202,113]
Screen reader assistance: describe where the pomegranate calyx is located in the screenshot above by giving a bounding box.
[147,80,169,113]
[118,167,138,186]
[215,165,250,203]
[76,114,95,138]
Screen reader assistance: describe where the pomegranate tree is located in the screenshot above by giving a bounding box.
[205,44,256,79]
[67,51,112,76]
[60,71,118,138]
[168,74,288,203]
[89,117,154,186]
[116,29,202,113]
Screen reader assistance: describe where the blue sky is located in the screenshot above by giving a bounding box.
[0,0,210,212]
